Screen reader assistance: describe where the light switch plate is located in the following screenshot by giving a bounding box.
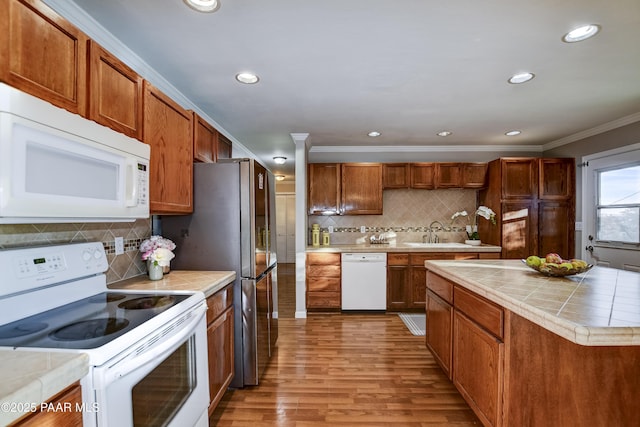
[575,221,583,231]
[115,237,124,255]
[360,226,366,233]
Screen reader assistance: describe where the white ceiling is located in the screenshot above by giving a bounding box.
[49,0,640,179]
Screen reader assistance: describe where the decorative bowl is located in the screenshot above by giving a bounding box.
[521,259,593,277]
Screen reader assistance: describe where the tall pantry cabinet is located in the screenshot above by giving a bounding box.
[478,158,575,260]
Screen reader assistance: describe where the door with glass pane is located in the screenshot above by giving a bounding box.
[583,146,640,271]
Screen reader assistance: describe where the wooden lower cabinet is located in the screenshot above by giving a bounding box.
[425,289,453,378]
[426,271,504,427]
[12,383,82,426]
[306,253,341,310]
[206,284,234,415]
[453,311,504,427]
[388,253,478,312]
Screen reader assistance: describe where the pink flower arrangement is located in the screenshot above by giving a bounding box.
[140,235,176,266]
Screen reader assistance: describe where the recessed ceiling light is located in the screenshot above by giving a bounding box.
[275,175,285,181]
[437,131,452,137]
[505,130,522,136]
[508,72,535,84]
[235,72,259,84]
[368,131,381,137]
[273,156,287,164]
[183,0,220,13]
[563,24,601,43]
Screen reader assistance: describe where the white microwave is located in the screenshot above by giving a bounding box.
[0,83,150,223]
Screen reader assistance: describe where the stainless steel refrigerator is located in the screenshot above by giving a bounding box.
[161,159,277,388]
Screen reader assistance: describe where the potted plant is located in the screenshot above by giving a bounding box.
[451,206,496,245]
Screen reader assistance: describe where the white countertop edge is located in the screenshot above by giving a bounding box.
[424,261,640,347]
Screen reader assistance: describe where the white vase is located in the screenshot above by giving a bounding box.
[147,260,164,281]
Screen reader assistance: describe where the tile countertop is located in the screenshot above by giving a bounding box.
[108,270,236,297]
[0,351,89,425]
[306,243,501,253]
[424,259,640,346]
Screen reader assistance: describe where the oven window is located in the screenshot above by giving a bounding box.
[132,336,197,426]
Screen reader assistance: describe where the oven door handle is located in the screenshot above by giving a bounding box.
[103,304,206,386]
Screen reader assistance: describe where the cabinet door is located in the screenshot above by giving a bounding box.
[341,163,383,215]
[409,265,426,309]
[462,163,488,188]
[501,158,537,199]
[193,112,217,163]
[410,163,435,189]
[453,311,504,427]
[308,163,341,215]
[0,0,88,115]
[538,201,573,260]
[426,290,453,379]
[499,200,537,259]
[216,134,232,160]
[538,158,574,200]
[207,306,234,413]
[143,81,193,214]
[387,265,409,311]
[88,41,143,140]
[435,163,462,188]
[382,163,409,189]
[16,383,82,426]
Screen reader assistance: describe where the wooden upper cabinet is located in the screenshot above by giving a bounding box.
[0,0,88,115]
[538,158,574,200]
[461,163,488,188]
[308,163,341,215]
[341,163,383,215]
[87,41,143,140]
[383,163,410,189]
[143,81,193,214]
[410,163,435,189]
[217,134,232,160]
[500,158,537,199]
[435,163,462,188]
[193,112,217,163]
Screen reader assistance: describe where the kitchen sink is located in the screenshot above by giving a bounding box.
[403,242,471,248]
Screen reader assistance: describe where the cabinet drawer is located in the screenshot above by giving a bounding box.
[410,253,477,265]
[426,271,453,304]
[307,292,341,308]
[308,277,341,292]
[454,286,503,339]
[307,252,340,265]
[206,285,233,324]
[307,264,341,278]
[387,253,409,265]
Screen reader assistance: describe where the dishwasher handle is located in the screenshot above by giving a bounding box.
[341,253,387,263]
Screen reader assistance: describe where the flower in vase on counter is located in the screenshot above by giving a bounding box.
[451,206,496,240]
[140,235,176,266]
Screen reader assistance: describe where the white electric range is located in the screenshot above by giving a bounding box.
[0,242,209,427]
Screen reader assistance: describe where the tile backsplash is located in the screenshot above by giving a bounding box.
[309,188,479,245]
[0,219,151,284]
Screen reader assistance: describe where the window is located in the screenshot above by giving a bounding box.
[596,164,640,244]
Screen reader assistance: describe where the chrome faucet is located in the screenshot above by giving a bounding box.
[427,220,444,243]
[422,232,431,243]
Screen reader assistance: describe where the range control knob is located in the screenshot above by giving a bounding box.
[82,250,92,262]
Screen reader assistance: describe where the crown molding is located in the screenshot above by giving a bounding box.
[543,112,640,151]
[309,144,544,153]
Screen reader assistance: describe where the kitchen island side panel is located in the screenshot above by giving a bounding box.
[503,310,640,427]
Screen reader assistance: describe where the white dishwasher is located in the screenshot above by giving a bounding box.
[341,253,387,310]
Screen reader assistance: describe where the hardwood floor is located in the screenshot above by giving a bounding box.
[210,312,480,426]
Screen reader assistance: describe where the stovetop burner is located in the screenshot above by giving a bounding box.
[50,317,130,341]
[0,322,49,339]
[88,293,128,303]
[118,295,176,311]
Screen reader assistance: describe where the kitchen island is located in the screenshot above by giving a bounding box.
[424,259,640,427]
